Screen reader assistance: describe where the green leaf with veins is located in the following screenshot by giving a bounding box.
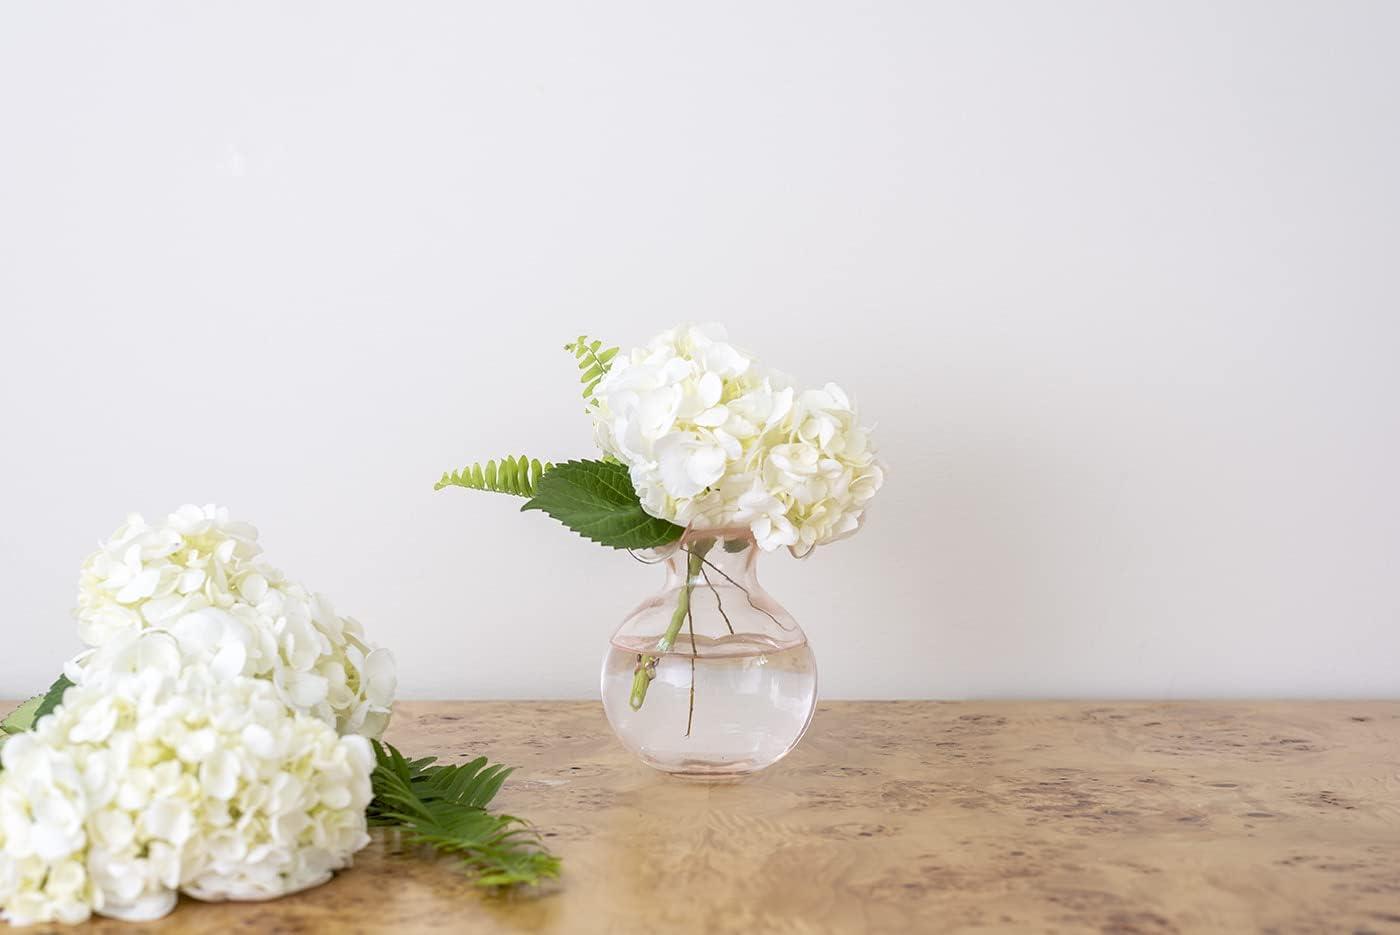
[33,675,72,722]
[0,696,43,739]
[521,459,684,550]
[0,674,73,765]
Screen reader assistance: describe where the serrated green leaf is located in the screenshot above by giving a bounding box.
[0,675,72,767]
[1,675,70,735]
[0,696,42,738]
[34,675,72,721]
[521,459,684,550]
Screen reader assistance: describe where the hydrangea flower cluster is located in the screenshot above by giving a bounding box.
[0,633,373,927]
[589,324,884,555]
[0,505,394,925]
[72,505,395,737]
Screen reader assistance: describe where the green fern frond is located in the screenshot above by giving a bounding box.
[435,456,553,496]
[369,741,560,887]
[564,335,619,402]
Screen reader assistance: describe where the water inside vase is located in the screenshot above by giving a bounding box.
[601,632,818,776]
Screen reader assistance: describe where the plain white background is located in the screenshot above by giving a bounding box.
[2,2,1397,701]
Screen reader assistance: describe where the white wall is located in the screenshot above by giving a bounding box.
[2,2,1397,701]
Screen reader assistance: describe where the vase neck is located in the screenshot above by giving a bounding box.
[665,529,758,589]
[615,526,800,650]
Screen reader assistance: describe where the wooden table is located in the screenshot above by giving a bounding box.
[49,701,1400,933]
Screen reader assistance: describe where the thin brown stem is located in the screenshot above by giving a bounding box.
[700,564,735,635]
[696,554,797,632]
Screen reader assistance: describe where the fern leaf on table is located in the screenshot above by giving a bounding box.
[435,456,553,496]
[369,741,560,887]
[564,335,619,402]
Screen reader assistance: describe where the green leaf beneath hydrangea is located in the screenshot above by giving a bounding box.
[0,674,72,766]
[0,696,43,740]
[521,459,684,550]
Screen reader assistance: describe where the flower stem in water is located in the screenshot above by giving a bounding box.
[629,539,713,711]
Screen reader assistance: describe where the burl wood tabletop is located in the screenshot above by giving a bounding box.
[65,700,1400,934]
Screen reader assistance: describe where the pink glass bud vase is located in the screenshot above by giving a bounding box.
[600,527,818,777]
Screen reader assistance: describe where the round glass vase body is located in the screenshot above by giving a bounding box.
[600,528,817,777]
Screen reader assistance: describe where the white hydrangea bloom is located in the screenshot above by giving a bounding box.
[72,504,395,737]
[0,635,373,927]
[74,505,260,647]
[0,741,92,926]
[757,383,884,556]
[590,324,884,556]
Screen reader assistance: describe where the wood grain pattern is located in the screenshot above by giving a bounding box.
[37,700,1400,934]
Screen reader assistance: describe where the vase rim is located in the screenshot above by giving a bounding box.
[681,525,755,542]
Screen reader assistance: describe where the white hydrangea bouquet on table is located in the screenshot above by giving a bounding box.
[437,324,883,777]
[0,505,558,928]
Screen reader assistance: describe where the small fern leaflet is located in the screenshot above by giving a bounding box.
[435,456,553,496]
[565,335,619,402]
